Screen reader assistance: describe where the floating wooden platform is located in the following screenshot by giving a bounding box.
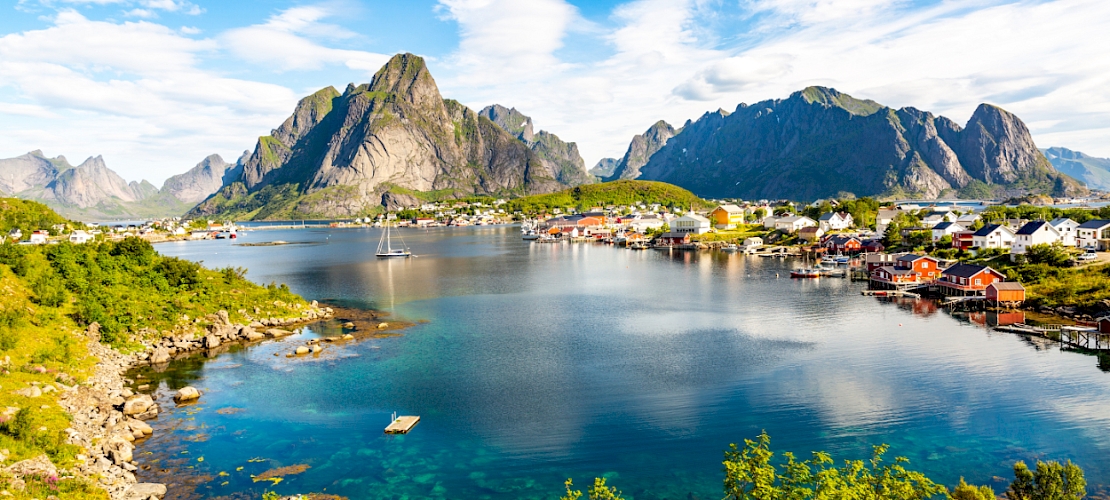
[385,416,420,434]
[861,290,920,298]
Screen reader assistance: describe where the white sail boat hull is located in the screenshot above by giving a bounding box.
[375,225,412,258]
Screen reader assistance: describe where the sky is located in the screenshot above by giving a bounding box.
[0,0,1108,186]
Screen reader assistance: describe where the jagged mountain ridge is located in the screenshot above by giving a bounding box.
[191,53,586,220]
[1043,147,1110,191]
[623,86,1084,200]
[605,120,677,182]
[480,104,593,186]
[162,153,247,204]
[589,158,620,178]
[0,150,241,219]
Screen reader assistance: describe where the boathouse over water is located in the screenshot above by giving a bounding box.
[986,282,1025,307]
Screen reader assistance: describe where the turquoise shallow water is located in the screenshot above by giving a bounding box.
[141,225,1110,499]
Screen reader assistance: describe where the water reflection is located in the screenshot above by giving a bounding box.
[149,227,1110,499]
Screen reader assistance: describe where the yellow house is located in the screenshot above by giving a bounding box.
[710,204,745,228]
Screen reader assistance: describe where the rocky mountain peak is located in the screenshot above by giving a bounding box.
[957,103,1053,185]
[368,53,442,110]
[605,120,676,181]
[796,86,884,116]
[480,105,534,143]
[272,86,340,147]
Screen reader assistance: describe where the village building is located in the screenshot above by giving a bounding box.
[817,212,853,231]
[7,228,22,241]
[865,252,902,273]
[875,209,900,235]
[798,226,825,243]
[654,232,690,246]
[1012,220,1063,255]
[1077,219,1110,250]
[28,230,49,244]
[822,235,862,254]
[922,211,957,228]
[986,282,1025,307]
[870,254,940,287]
[673,214,711,234]
[1049,218,1079,246]
[774,216,816,234]
[938,263,1006,295]
[1099,316,1110,334]
[740,237,764,252]
[709,204,745,229]
[952,231,976,250]
[956,213,981,227]
[69,230,92,244]
[762,216,780,229]
[931,221,965,242]
[971,224,1016,249]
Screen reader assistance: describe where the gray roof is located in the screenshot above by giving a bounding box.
[989,281,1025,291]
[1078,219,1110,229]
[1015,220,1050,236]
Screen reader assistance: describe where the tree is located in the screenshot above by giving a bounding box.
[560,478,624,500]
[1025,243,1071,267]
[949,478,994,500]
[1008,460,1086,500]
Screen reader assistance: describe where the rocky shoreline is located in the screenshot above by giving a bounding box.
[53,302,334,500]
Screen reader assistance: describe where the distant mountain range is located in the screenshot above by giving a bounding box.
[602,87,1086,201]
[188,53,591,220]
[0,150,244,219]
[1042,147,1110,191]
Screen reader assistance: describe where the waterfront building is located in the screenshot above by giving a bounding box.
[931,221,965,242]
[673,214,711,234]
[774,216,816,233]
[817,212,853,231]
[938,263,1006,295]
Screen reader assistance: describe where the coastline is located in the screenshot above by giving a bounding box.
[57,302,336,499]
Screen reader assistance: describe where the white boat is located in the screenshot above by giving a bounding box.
[721,244,739,252]
[375,225,411,258]
[522,229,540,240]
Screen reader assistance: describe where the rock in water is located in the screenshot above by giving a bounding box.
[150,347,171,364]
[124,483,167,500]
[174,386,201,403]
[121,394,154,416]
[295,346,310,355]
[204,334,221,349]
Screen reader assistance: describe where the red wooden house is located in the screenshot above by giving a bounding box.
[654,232,690,246]
[938,263,1006,295]
[822,235,862,254]
[952,231,975,250]
[986,282,1025,305]
[869,254,939,286]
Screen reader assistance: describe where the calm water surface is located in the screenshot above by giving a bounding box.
[141,226,1110,499]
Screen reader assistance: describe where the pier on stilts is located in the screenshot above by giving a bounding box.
[1060,328,1110,351]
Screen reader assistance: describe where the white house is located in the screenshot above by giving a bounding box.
[931,222,965,242]
[1049,218,1079,246]
[774,216,817,233]
[817,212,853,231]
[627,214,666,233]
[922,211,957,228]
[1012,221,1062,255]
[875,209,900,234]
[7,229,22,241]
[28,230,48,244]
[957,213,981,227]
[971,224,1016,249]
[673,214,711,234]
[762,216,780,229]
[740,237,764,253]
[1077,219,1110,250]
[69,230,92,244]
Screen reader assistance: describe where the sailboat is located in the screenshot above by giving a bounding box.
[375,224,412,258]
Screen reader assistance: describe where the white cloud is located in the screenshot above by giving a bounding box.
[432,0,1110,165]
[221,6,389,73]
[0,11,298,185]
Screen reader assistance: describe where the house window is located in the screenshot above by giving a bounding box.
[922,262,929,268]
[975,279,981,285]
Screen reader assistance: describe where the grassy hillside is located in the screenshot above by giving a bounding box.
[504,180,710,213]
[0,198,72,236]
[0,200,309,497]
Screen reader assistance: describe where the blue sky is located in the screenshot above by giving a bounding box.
[1,0,1108,185]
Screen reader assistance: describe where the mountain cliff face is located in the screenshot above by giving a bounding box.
[162,153,245,204]
[606,120,677,181]
[590,158,620,178]
[481,104,593,186]
[193,54,583,220]
[630,87,1084,200]
[0,150,231,219]
[1043,147,1110,191]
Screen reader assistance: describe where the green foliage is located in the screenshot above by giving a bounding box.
[505,180,709,214]
[948,478,994,500]
[559,478,625,500]
[0,198,73,237]
[722,431,945,500]
[1008,460,1085,500]
[1025,243,1072,267]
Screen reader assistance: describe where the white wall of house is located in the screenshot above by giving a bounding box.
[931,223,965,242]
[1012,225,1062,255]
[973,227,1015,249]
[1050,219,1079,246]
[673,215,711,234]
[775,216,816,233]
[1078,224,1110,249]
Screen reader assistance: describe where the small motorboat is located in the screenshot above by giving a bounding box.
[790,268,822,278]
[721,244,739,252]
[522,229,540,241]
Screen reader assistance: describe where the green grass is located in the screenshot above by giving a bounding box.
[690,224,770,243]
[0,204,313,498]
[505,180,710,214]
[0,198,72,237]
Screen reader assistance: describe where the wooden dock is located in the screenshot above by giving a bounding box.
[1060,328,1110,351]
[861,290,920,298]
[385,415,420,434]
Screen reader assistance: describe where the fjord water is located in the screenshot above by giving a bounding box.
[148,226,1110,499]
